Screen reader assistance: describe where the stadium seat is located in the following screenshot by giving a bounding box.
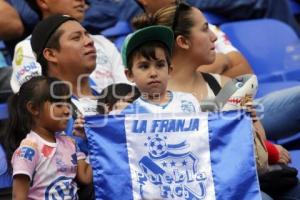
[101,20,132,38]
[284,42,300,80]
[256,81,300,98]
[0,144,12,199]
[278,133,300,150]
[284,42,300,69]
[0,41,8,68]
[290,150,300,178]
[220,19,300,83]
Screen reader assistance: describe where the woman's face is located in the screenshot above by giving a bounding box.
[183,8,217,65]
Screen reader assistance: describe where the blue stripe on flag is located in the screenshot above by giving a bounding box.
[85,115,133,200]
[208,111,261,199]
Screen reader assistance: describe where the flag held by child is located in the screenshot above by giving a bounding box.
[85,111,261,200]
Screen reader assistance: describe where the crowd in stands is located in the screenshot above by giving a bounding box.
[0,0,300,199]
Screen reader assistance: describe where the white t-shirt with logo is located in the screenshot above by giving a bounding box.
[10,34,129,93]
[122,91,200,114]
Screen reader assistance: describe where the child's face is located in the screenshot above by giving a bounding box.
[125,47,171,98]
[38,101,71,133]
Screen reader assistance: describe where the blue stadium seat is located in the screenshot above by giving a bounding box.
[284,42,300,69]
[220,19,300,83]
[256,81,300,98]
[0,41,8,68]
[278,132,300,150]
[0,144,12,198]
[0,41,5,49]
[290,150,300,178]
[101,20,132,38]
[284,42,300,80]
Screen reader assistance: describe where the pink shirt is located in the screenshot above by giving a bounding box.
[12,131,85,200]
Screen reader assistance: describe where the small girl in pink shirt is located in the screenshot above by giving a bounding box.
[5,76,92,199]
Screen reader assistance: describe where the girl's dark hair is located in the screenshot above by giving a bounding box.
[132,3,194,38]
[0,76,70,171]
[127,41,172,71]
[97,83,141,114]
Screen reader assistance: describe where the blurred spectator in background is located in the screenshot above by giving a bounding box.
[45,0,300,38]
[139,0,300,36]
[83,0,142,34]
[0,0,24,41]
[0,0,36,100]
[2,0,299,59]
[4,0,39,59]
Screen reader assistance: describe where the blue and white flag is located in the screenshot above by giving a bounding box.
[85,111,261,200]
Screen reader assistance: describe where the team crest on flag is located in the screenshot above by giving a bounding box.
[136,135,207,199]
